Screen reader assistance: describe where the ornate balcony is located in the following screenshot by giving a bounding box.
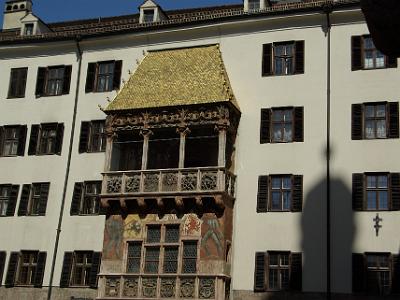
[102,167,235,199]
[98,274,228,299]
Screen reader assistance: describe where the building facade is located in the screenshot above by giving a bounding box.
[0,0,399,299]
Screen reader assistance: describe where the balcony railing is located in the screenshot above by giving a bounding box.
[99,274,226,299]
[102,167,235,198]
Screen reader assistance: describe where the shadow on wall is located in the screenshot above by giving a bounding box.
[249,177,355,300]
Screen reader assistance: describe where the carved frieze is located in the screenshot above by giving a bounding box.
[199,278,215,299]
[123,277,138,297]
[160,278,176,298]
[180,278,195,298]
[142,277,157,298]
[105,277,121,297]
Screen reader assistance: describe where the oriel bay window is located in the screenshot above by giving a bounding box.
[110,125,220,172]
[126,224,198,274]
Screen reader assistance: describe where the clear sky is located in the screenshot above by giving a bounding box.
[0,0,242,26]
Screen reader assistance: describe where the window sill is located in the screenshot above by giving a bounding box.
[262,73,303,77]
[6,96,25,99]
[353,67,393,71]
[86,90,115,94]
[83,150,106,154]
[75,213,100,216]
[0,154,19,158]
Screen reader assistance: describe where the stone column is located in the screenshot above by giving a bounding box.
[140,128,153,170]
[216,124,228,167]
[177,126,190,169]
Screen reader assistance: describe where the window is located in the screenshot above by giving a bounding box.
[35,65,72,97]
[262,41,304,76]
[60,251,101,288]
[143,9,155,23]
[70,181,102,216]
[248,0,260,11]
[352,35,397,70]
[352,253,400,295]
[352,102,399,140]
[28,123,64,156]
[257,175,302,212]
[0,125,27,157]
[5,251,46,287]
[79,120,106,153]
[0,185,19,217]
[85,60,122,93]
[260,107,303,143]
[8,68,28,98]
[352,173,400,211]
[23,24,34,36]
[17,183,50,216]
[0,252,6,286]
[254,251,302,292]
[125,224,198,274]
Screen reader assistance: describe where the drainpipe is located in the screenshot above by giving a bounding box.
[322,3,332,300]
[47,35,83,300]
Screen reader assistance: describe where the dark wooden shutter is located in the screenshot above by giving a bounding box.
[351,36,362,71]
[260,109,271,144]
[79,122,90,153]
[60,252,73,288]
[28,125,40,155]
[390,173,400,211]
[113,60,123,90]
[33,252,46,287]
[55,123,64,155]
[351,104,363,140]
[0,252,6,287]
[89,252,101,288]
[388,102,399,139]
[294,107,304,142]
[35,67,47,97]
[352,253,366,292]
[6,185,19,217]
[254,252,265,292]
[393,254,400,294]
[18,184,31,216]
[85,63,97,93]
[70,182,83,215]
[20,68,28,97]
[5,252,19,287]
[0,126,4,156]
[352,174,364,211]
[62,65,72,95]
[17,125,27,156]
[292,175,303,212]
[387,56,398,68]
[294,41,305,74]
[38,183,50,216]
[290,252,302,291]
[257,176,269,213]
[262,43,272,76]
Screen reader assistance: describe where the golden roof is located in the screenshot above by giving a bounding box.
[105,44,238,112]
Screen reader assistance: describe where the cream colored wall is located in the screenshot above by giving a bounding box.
[0,5,398,297]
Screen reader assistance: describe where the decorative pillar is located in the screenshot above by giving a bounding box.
[177,126,190,169]
[140,128,153,170]
[104,131,115,172]
[216,124,229,167]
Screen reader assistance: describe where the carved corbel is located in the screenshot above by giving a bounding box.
[119,198,127,210]
[214,195,225,209]
[175,196,184,209]
[195,196,203,208]
[137,197,146,209]
[157,197,164,209]
[101,198,110,208]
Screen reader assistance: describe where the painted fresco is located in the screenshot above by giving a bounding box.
[200,213,224,259]
[182,213,202,236]
[103,215,124,259]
